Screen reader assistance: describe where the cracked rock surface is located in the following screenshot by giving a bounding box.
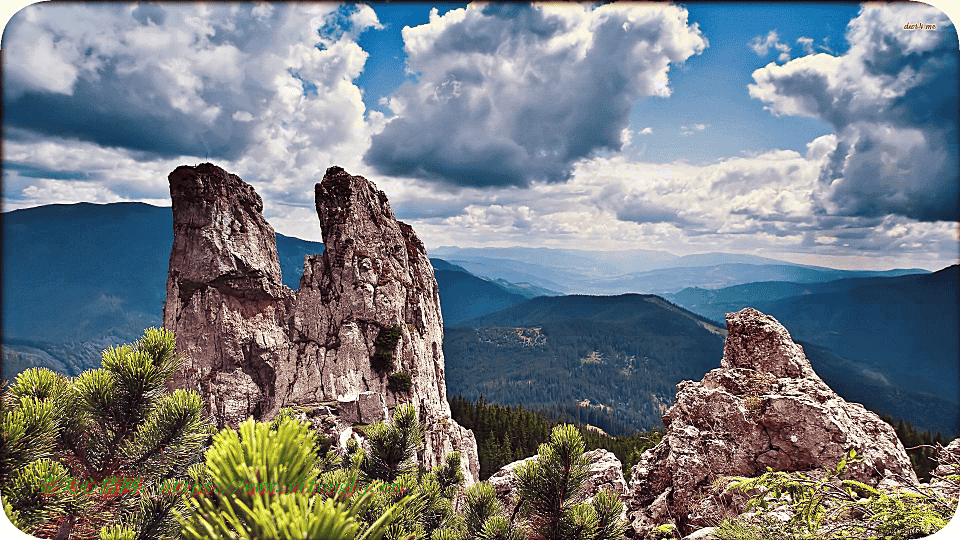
[163,163,479,484]
[625,307,916,538]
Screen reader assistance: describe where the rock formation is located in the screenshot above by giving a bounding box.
[626,307,917,537]
[487,449,629,520]
[163,163,479,484]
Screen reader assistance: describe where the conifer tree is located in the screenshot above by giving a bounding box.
[178,415,410,540]
[1,328,213,540]
[361,404,425,484]
[512,425,626,540]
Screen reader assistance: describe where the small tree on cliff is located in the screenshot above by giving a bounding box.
[361,404,425,483]
[0,328,214,539]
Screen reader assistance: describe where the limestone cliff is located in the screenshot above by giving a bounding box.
[163,163,479,484]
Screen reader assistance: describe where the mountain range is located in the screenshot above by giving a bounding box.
[440,291,957,437]
[2,202,955,435]
[431,245,928,295]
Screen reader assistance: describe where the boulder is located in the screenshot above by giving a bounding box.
[626,308,917,537]
[357,391,388,424]
[163,163,479,484]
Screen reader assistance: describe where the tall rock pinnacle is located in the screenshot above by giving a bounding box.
[163,163,479,483]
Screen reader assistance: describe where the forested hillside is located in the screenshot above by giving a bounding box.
[444,294,727,433]
[449,395,664,481]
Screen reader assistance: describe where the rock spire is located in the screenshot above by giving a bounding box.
[163,163,479,484]
[626,307,917,537]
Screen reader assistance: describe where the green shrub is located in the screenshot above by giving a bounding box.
[372,325,402,372]
[714,448,960,540]
[179,416,411,540]
[388,372,413,393]
[0,328,214,540]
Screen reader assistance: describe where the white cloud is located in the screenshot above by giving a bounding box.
[748,3,958,222]
[796,36,815,55]
[639,127,654,135]
[3,4,379,165]
[3,3,387,241]
[749,30,780,56]
[400,145,956,269]
[365,3,707,188]
[749,29,791,63]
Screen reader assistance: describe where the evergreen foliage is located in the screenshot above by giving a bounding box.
[361,404,424,483]
[713,447,960,539]
[388,372,413,394]
[373,325,403,373]
[512,425,626,540]
[880,414,954,481]
[449,395,662,481]
[449,424,626,540]
[1,328,214,540]
[178,415,410,540]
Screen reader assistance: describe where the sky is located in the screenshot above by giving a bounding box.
[2,1,959,271]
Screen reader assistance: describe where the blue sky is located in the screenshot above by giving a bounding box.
[1,1,958,271]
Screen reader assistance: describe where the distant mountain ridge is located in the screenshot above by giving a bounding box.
[431,245,928,295]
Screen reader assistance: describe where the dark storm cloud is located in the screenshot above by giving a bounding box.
[365,3,706,188]
[4,71,258,161]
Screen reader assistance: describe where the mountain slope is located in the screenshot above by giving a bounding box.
[446,291,957,436]
[445,294,728,433]
[668,267,959,406]
[758,266,959,405]
[432,261,528,326]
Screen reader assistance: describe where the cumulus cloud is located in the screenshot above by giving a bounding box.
[2,3,387,241]
[749,3,958,222]
[639,127,654,135]
[2,3,378,163]
[364,3,707,188]
[749,29,791,63]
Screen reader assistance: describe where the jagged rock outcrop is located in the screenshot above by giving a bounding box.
[626,307,917,538]
[487,449,629,520]
[163,163,479,484]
